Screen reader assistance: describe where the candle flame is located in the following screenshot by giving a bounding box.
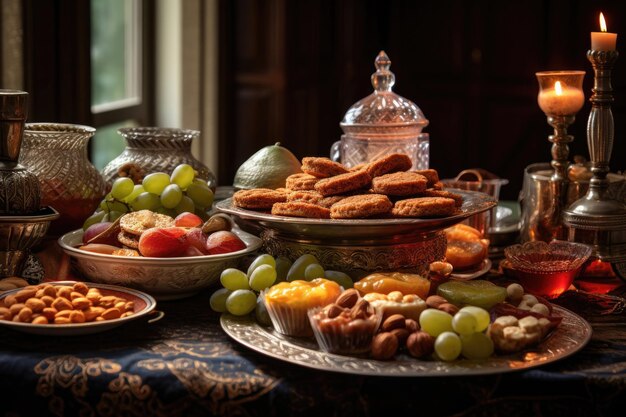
[555,81,563,95]
[600,12,607,32]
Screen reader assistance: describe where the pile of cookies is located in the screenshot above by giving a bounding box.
[116,210,175,254]
[232,153,463,219]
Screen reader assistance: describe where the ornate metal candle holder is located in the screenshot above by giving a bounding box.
[563,50,626,278]
[535,71,585,239]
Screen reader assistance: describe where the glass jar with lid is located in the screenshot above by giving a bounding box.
[331,51,429,169]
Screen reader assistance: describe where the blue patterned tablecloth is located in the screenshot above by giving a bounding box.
[0,284,625,417]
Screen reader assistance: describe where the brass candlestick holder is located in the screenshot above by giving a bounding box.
[563,50,626,278]
[535,71,585,240]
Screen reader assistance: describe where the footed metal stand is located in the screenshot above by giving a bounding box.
[563,50,626,279]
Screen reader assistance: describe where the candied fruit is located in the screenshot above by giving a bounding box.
[354,272,430,299]
[436,280,506,310]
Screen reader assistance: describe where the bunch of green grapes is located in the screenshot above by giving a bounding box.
[210,253,354,320]
[83,164,214,230]
[419,306,494,361]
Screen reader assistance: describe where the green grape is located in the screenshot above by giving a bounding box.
[452,311,478,335]
[286,254,320,281]
[156,207,177,217]
[458,306,491,333]
[255,294,272,326]
[130,192,161,211]
[274,256,292,282]
[419,308,454,337]
[186,183,214,208]
[247,254,276,276]
[225,289,257,316]
[324,270,354,289]
[192,178,208,187]
[304,263,325,281]
[108,200,130,214]
[161,184,183,209]
[210,288,232,313]
[109,210,124,222]
[220,268,249,291]
[460,332,494,360]
[170,163,195,189]
[99,193,113,212]
[111,177,134,200]
[142,172,170,195]
[123,184,145,203]
[82,210,106,230]
[434,331,462,361]
[175,195,195,214]
[249,264,277,291]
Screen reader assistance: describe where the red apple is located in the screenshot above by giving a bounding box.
[184,227,210,255]
[138,227,188,257]
[205,231,246,255]
[175,212,203,228]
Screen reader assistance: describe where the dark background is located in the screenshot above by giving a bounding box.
[218,0,626,200]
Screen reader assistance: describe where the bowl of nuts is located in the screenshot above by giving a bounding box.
[0,281,157,335]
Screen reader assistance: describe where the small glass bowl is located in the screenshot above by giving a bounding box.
[504,241,592,298]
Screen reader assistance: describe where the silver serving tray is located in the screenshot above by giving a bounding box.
[215,189,497,240]
[221,305,591,377]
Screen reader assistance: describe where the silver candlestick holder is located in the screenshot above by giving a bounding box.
[563,50,626,278]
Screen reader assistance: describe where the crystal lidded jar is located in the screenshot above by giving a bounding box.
[101,127,216,190]
[20,123,106,235]
[337,51,429,169]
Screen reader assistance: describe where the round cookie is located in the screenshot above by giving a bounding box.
[412,169,440,187]
[119,210,175,236]
[392,197,457,218]
[271,202,331,219]
[117,230,140,249]
[371,172,428,196]
[301,157,348,178]
[330,194,392,219]
[417,189,464,207]
[287,190,324,205]
[232,188,287,210]
[366,153,413,178]
[314,170,372,197]
[286,173,319,191]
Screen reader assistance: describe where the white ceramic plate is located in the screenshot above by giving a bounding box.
[221,305,592,377]
[450,258,492,281]
[0,281,158,335]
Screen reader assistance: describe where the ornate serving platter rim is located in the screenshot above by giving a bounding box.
[215,189,496,235]
[221,305,592,377]
[0,280,157,335]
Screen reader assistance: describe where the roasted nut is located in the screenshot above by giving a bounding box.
[40,295,55,307]
[4,295,17,307]
[54,316,71,324]
[99,296,118,308]
[86,290,101,303]
[438,303,459,315]
[325,304,343,319]
[0,307,12,320]
[72,282,89,295]
[42,307,57,320]
[95,316,106,322]
[25,297,46,313]
[426,295,448,309]
[32,316,48,325]
[390,327,410,344]
[17,307,33,323]
[405,318,420,333]
[42,285,57,297]
[70,291,85,300]
[121,311,134,318]
[35,288,46,298]
[381,314,406,332]
[83,307,101,321]
[72,297,92,310]
[55,310,72,318]
[406,331,435,358]
[114,301,126,310]
[371,332,398,360]
[335,289,359,308]
[202,215,232,234]
[15,287,38,302]
[52,297,73,312]
[124,301,135,312]
[57,286,72,300]
[9,303,25,315]
[70,310,86,323]
[101,307,122,320]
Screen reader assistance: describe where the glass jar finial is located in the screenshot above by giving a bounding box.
[371,51,395,92]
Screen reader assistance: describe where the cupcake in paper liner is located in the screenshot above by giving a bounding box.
[263,278,341,337]
[308,294,380,355]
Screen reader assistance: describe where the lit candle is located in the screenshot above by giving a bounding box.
[537,81,585,115]
[591,12,617,50]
